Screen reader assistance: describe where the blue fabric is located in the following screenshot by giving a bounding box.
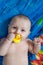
[0,0,43,65]
[0,56,3,65]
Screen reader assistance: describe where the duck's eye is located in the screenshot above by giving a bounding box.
[21,29,25,32]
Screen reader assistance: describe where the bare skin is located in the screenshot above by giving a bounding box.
[0,15,41,65]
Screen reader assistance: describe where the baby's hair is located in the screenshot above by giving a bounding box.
[14,15,29,20]
[12,15,31,22]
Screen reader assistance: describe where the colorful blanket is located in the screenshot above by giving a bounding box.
[0,0,43,65]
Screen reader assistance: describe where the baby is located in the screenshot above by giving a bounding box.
[0,15,41,65]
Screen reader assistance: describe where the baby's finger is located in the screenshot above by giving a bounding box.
[7,33,15,41]
[34,38,41,44]
[34,38,38,42]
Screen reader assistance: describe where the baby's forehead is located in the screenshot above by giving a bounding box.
[10,16,31,28]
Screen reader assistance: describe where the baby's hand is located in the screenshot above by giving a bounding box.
[34,38,41,44]
[33,38,41,54]
[7,33,15,42]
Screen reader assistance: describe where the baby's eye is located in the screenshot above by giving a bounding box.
[13,27,17,29]
[21,29,25,32]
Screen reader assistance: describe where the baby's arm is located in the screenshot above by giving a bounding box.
[0,33,15,56]
[27,38,41,54]
[27,39,34,53]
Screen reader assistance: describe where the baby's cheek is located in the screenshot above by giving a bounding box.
[9,28,15,33]
[22,33,28,38]
[22,33,26,37]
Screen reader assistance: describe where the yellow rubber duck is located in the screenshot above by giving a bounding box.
[13,34,22,44]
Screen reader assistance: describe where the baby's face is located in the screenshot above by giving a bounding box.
[8,17,31,39]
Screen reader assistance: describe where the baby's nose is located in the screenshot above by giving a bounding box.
[16,29,20,34]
